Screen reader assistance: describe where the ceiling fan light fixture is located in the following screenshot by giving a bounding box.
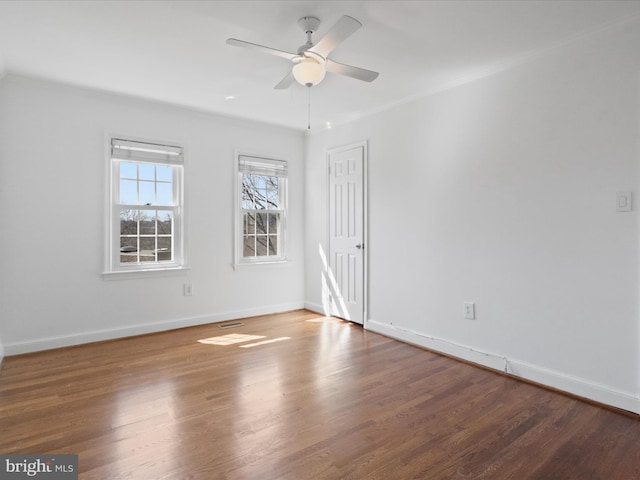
[292,57,326,87]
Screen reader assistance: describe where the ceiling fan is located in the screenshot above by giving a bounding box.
[226,15,379,89]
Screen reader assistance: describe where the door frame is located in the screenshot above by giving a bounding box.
[326,140,369,327]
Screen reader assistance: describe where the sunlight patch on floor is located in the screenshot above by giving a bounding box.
[306,317,344,324]
[239,337,291,348]
[198,333,265,346]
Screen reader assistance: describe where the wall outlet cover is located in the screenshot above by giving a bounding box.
[616,191,632,212]
[463,302,476,320]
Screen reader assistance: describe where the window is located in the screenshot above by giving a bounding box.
[106,138,185,274]
[236,154,288,265]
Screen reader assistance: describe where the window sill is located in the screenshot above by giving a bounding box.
[102,265,190,281]
[232,259,290,271]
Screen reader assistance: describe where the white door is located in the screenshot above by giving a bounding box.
[328,143,365,324]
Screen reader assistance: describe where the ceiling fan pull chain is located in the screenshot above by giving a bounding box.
[307,85,311,130]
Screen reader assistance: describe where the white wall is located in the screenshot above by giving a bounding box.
[0,75,306,354]
[305,19,640,413]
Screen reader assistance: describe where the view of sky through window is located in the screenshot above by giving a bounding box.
[120,162,174,205]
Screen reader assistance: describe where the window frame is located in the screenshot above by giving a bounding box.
[234,151,288,267]
[104,136,187,278]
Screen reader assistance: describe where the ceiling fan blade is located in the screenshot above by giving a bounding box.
[226,38,298,61]
[308,15,362,58]
[326,59,379,83]
[274,72,295,90]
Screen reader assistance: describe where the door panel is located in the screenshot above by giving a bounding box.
[329,144,364,324]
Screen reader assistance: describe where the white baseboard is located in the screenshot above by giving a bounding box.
[506,357,639,414]
[367,319,639,415]
[304,301,328,315]
[3,302,305,356]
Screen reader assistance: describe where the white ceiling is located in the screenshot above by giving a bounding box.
[1,0,640,131]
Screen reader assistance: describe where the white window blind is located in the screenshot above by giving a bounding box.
[238,155,288,177]
[111,138,184,165]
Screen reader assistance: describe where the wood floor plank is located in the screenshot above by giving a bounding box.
[1,310,638,479]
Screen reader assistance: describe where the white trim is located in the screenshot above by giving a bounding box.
[3,302,305,356]
[231,259,290,271]
[367,319,640,415]
[304,301,328,316]
[507,358,640,414]
[102,265,190,280]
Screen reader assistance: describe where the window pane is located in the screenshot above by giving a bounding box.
[266,188,279,209]
[139,163,155,181]
[156,165,172,182]
[139,237,156,261]
[139,181,155,205]
[120,209,138,235]
[256,213,268,234]
[251,175,266,189]
[120,162,137,179]
[157,237,172,261]
[268,236,278,256]
[120,238,138,250]
[242,194,254,209]
[140,212,156,235]
[156,183,173,205]
[256,236,268,256]
[256,189,269,210]
[268,213,279,234]
[120,254,138,263]
[244,213,255,235]
[243,236,255,256]
[120,237,138,263]
[158,211,172,235]
[120,179,138,204]
[243,174,256,193]
[242,180,254,209]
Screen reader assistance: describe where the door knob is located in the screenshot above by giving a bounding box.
[355,243,364,249]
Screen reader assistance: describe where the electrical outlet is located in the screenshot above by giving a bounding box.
[616,192,632,212]
[463,302,475,320]
[183,283,193,296]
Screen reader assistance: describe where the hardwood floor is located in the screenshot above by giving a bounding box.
[1,310,638,479]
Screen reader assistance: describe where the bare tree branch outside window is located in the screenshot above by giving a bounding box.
[242,174,281,258]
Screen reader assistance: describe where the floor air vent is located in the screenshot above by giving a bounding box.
[219,321,244,329]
